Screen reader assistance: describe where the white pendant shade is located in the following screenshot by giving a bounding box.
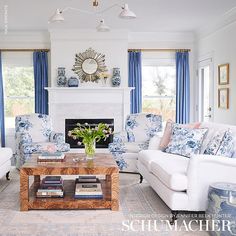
[119,4,136,19]
[50,9,64,23]
[96,19,110,32]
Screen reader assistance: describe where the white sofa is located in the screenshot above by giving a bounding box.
[138,122,236,213]
[0,147,12,180]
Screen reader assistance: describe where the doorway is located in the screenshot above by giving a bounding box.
[198,58,214,122]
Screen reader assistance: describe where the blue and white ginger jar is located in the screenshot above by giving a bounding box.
[112,68,121,87]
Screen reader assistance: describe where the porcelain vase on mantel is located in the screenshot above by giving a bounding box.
[57,67,67,87]
[111,68,121,87]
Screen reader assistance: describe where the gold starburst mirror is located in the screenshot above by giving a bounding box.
[72,48,107,83]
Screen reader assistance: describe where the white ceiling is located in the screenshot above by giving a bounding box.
[1,0,236,32]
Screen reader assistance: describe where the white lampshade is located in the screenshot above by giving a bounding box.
[119,4,136,19]
[49,9,64,23]
[96,19,110,32]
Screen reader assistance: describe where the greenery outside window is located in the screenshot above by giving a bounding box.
[142,53,176,122]
[2,52,34,129]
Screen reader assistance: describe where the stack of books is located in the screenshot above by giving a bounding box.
[38,152,65,162]
[36,176,64,198]
[74,176,103,199]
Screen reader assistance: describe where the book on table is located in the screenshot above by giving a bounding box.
[36,176,64,198]
[74,195,103,199]
[38,152,65,160]
[75,176,103,199]
[43,176,63,184]
[76,176,100,183]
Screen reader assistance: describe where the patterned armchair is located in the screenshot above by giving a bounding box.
[15,113,70,168]
[109,113,162,173]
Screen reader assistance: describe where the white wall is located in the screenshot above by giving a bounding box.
[197,21,236,125]
[50,29,128,87]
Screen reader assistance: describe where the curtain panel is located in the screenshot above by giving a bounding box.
[33,51,49,114]
[128,51,142,114]
[176,52,190,124]
[0,52,5,147]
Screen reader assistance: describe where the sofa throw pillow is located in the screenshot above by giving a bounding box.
[203,131,225,155]
[216,130,235,158]
[159,120,201,151]
[164,124,208,158]
[159,119,173,150]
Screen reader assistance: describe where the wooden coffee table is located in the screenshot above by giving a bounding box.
[20,153,119,211]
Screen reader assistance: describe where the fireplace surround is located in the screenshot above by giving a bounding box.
[45,87,134,142]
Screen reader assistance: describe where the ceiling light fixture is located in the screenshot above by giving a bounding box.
[119,4,136,19]
[96,19,110,32]
[49,9,64,23]
[48,1,136,31]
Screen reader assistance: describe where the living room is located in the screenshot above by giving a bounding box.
[0,0,236,235]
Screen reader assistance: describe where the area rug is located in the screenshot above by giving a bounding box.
[0,170,208,236]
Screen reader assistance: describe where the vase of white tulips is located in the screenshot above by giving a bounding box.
[68,122,112,159]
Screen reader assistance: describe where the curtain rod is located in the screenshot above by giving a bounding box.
[128,48,191,52]
[0,49,50,52]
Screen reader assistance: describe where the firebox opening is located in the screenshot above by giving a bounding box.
[65,119,114,149]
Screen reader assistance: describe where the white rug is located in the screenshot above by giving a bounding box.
[0,170,208,236]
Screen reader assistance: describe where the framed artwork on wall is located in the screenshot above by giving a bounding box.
[218,88,229,109]
[218,63,229,85]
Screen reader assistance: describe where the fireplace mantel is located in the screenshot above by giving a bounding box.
[45,87,134,134]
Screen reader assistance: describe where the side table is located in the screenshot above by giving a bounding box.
[206,182,236,236]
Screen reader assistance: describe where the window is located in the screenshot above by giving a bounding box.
[142,52,176,121]
[2,52,34,129]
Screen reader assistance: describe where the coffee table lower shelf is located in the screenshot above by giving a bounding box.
[25,179,116,211]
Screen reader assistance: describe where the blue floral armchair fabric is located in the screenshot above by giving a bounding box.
[109,113,162,171]
[15,113,70,168]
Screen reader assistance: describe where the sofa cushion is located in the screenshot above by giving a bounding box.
[165,124,208,158]
[200,122,236,155]
[0,148,13,166]
[216,130,235,157]
[138,150,161,169]
[203,131,225,155]
[159,120,201,151]
[149,153,189,191]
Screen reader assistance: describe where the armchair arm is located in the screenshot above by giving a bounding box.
[49,131,65,144]
[112,131,128,144]
[187,154,236,211]
[108,131,128,153]
[15,132,32,154]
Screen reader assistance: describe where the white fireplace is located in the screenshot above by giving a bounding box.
[45,87,134,135]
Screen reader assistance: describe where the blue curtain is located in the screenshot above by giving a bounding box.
[0,52,5,147]
[176,52,190,124]
[128,51,142,114]
[33,51,48,114]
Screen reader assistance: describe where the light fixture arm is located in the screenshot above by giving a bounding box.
[60,0,124,16]
[61,7,95,15]
[96,3,123,15]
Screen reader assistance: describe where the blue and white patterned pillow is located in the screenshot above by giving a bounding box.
[165,124,208,158]
[216,130,235,158]
[204,131,225,155]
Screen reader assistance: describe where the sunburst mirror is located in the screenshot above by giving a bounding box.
[72,48,107,83]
